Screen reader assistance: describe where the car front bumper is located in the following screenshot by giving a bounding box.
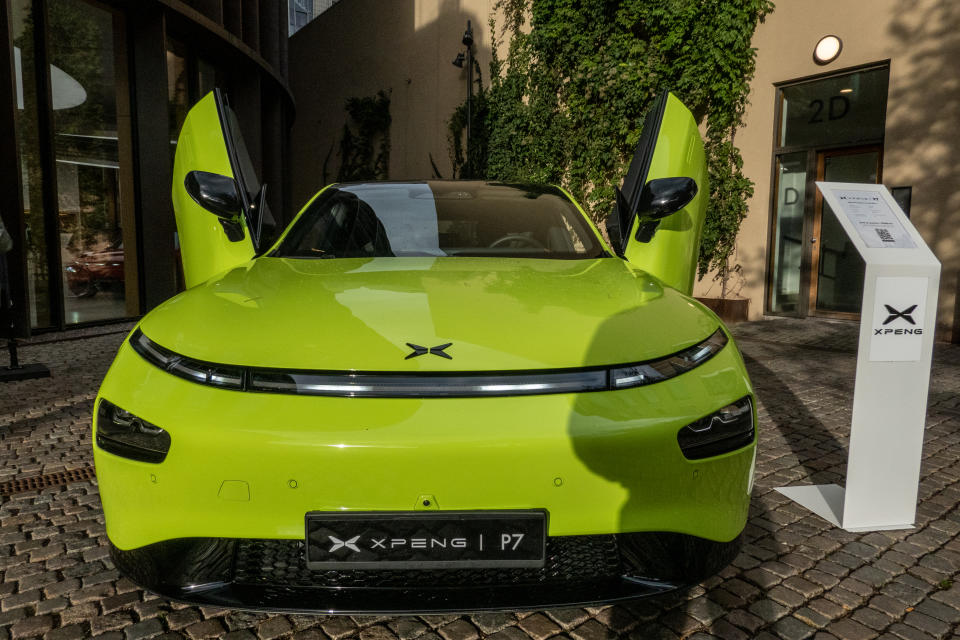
[95,330,754,610]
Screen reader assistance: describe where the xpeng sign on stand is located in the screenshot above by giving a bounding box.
[777,183,940,532]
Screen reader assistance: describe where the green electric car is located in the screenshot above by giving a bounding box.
[93,89,755,613]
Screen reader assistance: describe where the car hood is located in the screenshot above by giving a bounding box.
[139,257,719,371]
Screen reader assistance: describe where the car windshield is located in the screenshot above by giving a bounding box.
[273,181,607,259]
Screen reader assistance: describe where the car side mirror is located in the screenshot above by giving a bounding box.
[636,177,698,221]
[184,170,242,220]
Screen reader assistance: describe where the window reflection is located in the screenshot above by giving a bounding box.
[770,152,806,313]
[12,0,52,328]
[779,68,889,148]
[49,0,130,324]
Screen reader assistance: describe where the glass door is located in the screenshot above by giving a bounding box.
[48,0,137,324]
[809,147,881,317]
[766,64,889,321]
[12,0,137,329]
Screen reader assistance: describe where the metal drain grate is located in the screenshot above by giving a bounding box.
[0,466,97,496]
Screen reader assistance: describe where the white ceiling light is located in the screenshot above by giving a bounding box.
[813,35,842,65]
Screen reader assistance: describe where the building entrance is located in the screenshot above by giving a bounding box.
[767,64,889,319]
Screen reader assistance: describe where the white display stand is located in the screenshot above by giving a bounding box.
[775,183,941,532]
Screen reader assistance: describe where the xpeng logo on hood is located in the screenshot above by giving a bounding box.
[405,342,453,360]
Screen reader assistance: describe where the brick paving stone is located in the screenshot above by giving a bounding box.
[517,614,559,640]
[10,615,54,639]
[125,619,165,640]
[44,624,89,640]
[658,609,700,636]
[320,618,359,639]
[772,616,818,640]
[724,608,764,633]
[360,625,399,640]
[850,606,894,631]
[885,623,936,640]
[468,614,513,635]
[291,631,331,640]
[58,603,99,626]
[35,596,69,615]
[900,611,950,638]
[770,584,808,608]
[101,591,140,614]
[914,598,960,624]
[436,620,478,640]
[705,619,749,640]
[257,616,293,640]
[825,618,879,640]
[592,606,636,634]
[391,619,430,639]
[1,589,41,612]
[486,629,533,640]
[221,632,258,640]
[184,618,225,639]
[165,608,203,631]
[567,620,616,640]
[90,612,134,636]
[793,606,832,629]
[748,598,790,624]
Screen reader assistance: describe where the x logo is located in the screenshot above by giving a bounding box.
[328,535,360,553]
[405,343,453,360]
[883,304,917,326]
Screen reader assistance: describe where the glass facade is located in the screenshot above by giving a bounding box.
[2,0,290,336]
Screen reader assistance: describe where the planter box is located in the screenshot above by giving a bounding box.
[695,297,749,324]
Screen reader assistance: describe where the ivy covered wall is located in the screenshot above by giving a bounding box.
[451,0,773,286]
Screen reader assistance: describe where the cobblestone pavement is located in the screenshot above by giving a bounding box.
[2,317,960,640]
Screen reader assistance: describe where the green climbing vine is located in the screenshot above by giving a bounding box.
[448,0,772,286]
[338,90,392,182]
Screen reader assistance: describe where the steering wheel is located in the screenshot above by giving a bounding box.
[487,234,548,250]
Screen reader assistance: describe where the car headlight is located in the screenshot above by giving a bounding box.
[610,329,727,389]
[96,399,171,463]
[677,396,754,460]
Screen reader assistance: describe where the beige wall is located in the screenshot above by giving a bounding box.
[288,0,496,209]
[693,0,960,340]
[290,0,960,341]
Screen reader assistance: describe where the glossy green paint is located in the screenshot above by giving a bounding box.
[95,321,754,550]
[172,92,254,289]
[139,257,717,371]
[624,93,708,295]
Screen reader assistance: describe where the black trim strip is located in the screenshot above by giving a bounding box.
[109,532,742,614]
[128,327,728,398]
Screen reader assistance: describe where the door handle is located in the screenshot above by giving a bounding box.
[811,237,817,244]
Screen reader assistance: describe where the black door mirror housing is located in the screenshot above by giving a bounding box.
[636,177,698,221]
[184,170,242,220]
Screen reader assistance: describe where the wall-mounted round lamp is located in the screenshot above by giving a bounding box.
[813,35,842,65]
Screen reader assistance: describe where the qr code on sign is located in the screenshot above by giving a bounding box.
[875,227,895,243]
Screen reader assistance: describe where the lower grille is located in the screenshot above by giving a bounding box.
[233,535,621,588]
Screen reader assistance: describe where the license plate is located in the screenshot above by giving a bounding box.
[304,510,547,569]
